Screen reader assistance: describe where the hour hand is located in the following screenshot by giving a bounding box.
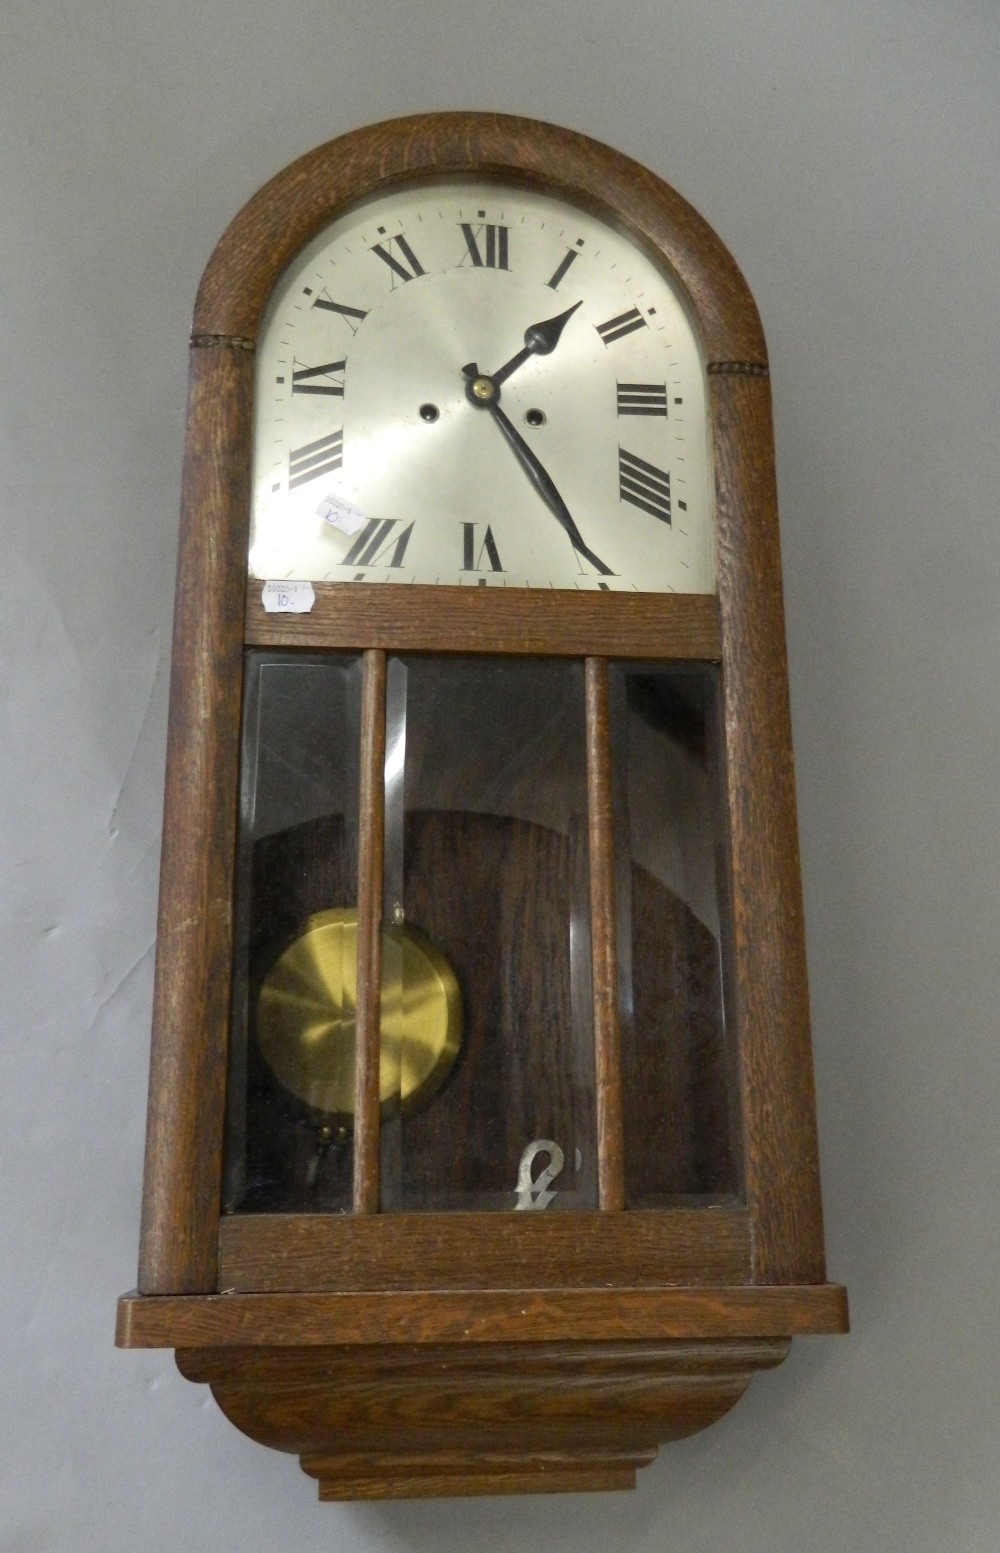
[461,300,581,390]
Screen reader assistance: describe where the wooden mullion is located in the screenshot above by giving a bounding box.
[353,649,387,1214]
[585,658,625,1212]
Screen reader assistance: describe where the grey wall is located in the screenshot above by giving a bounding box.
[3,2,998,1547]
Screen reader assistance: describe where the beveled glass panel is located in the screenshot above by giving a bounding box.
[611,665,740,1206]
[379,656,597,1211]
[225,652,361,1213]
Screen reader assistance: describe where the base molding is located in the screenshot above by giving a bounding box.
[121,1284,847,1500]
[302,1447,657,1499]
[177,1337,790,1499]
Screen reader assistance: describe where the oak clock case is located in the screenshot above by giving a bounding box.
[117,113,847,1504]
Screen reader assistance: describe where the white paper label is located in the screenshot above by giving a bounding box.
[317,492,367,536]
[261,580,316,613]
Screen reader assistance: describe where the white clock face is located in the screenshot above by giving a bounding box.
[249,178,715,593]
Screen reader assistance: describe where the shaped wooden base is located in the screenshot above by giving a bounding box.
[118,1285,847,1500]
[177,1337,789,1499]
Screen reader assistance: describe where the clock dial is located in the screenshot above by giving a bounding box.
[249,178,715,593]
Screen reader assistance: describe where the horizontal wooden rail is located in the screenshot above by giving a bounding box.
[118,1283,849,1349]
[246,585,721,659]
[218,1207,750,1292]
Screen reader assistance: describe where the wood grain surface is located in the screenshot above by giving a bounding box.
[174,1335,791,1498]
[218,1207,750,1292]
[245,585,722,658]
[713,370,827,1283]
[191,1337,788,1498]
[118,1284,847,1348]
[137,342,252,1294]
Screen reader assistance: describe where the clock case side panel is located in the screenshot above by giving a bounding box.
[137,342,252,1293]
[712,369,826,1284]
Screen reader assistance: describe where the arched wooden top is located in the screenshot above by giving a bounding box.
[192,112,767,365]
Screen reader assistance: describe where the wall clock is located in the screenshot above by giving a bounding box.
[117,111,847,1501]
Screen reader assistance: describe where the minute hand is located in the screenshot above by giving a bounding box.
[483,399,613,576]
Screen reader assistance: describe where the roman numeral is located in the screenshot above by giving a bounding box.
[597,308,647,346]
[370,233,426,286]
[288,430,343,490]
[619,447,671,524]
[290,358,345,396]
[311,294,369,333]
[459,222,510,270]
[616,381,667,417]
[546,247,580,290]
[342,518,414,569]
[461,522,504,573]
